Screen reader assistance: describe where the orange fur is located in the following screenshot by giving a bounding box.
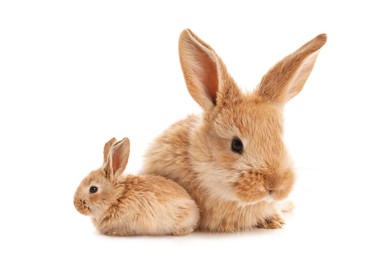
[74,137,199,236]
[141,29,326,232]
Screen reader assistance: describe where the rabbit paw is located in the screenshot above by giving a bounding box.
[256,215,285,229]
[172,227,193,236]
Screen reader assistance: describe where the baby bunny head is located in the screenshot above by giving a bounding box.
[73,138,129,217]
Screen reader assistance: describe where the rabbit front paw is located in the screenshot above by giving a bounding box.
[172,227,194,236]
[256,215,285,229]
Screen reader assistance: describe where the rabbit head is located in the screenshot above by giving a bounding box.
[73,137,130,217]
[179,30,326,204]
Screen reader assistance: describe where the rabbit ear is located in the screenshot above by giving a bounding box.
[103,137,117,162]
[179,29,240,110]
[105,137,130,180]
[257,34,327,104]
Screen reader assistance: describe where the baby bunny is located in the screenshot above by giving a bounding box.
[74,137,199,236]
[141,29,327,232]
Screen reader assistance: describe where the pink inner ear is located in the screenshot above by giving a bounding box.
[111,148,126,175]
[200,54,218,105]
[112,155,121,173]
[193,46,219,105]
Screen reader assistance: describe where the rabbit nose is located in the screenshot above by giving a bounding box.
[263,176,277,192]
[74,198,91,215]
[74,198,83,210]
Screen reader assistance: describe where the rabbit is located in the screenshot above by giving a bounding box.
[73,137,199,236]
[141,29,327,232]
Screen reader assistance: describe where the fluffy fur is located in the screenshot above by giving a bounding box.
[141,29,327,232]
[74,137,199,236]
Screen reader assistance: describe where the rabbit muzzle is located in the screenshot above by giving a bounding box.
[74,198,91,216]
[235,168,295,204]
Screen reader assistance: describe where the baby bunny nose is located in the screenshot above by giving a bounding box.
[74,198,83,210]
[74,198,91,215]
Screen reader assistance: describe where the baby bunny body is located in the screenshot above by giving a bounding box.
[74,137,199,236]
[141,29,327,232]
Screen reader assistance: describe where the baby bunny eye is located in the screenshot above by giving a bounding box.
[89,186,98,194]
[231,137,244,154]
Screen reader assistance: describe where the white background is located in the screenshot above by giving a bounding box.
[1,1,389,259]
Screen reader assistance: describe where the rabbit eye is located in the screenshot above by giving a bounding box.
[89,186,98,193]
[231,137,244,154]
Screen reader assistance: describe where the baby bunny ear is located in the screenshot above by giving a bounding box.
[179,29,240,110]
[257,34,327,104]
[103,137,117,162]
[105,137,130,180]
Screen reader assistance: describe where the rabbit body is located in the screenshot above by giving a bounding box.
[141,30,327,232]
[142,110,290,232]
[74,138,199,236]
